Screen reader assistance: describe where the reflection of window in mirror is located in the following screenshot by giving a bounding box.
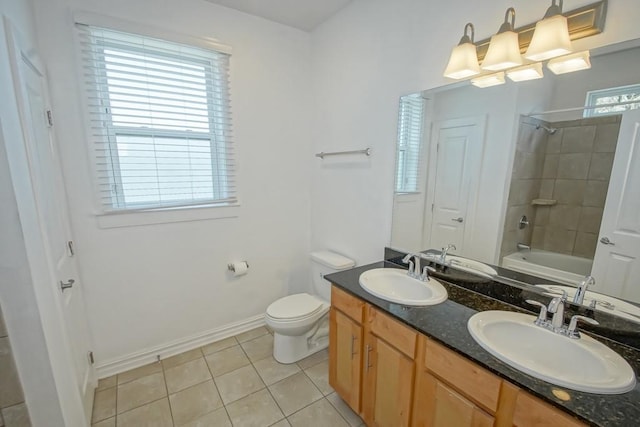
[584,84,640,118]
[395,94,425,193]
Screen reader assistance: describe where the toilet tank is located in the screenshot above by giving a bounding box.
[310,251,355,301]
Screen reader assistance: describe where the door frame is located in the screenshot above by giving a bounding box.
[422,115,487,252]
[3,15,93,426]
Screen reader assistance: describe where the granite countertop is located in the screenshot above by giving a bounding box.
[325,261,640,427]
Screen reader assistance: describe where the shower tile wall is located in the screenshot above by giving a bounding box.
[531,115,621,259]
[500,117,549,259]
[501,115,621,262]
[0,304,31,427]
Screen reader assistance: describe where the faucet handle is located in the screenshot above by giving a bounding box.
[567,315,599,339]
[421,266,436,282]
[526,300,548,325]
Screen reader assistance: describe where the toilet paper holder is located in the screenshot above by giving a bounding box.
[227,261,249,272]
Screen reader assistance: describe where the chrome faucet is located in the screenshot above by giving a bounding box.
[547,292,567,331]
[439,244,456,263]
[574,275,595,305]
[402,253,418,278]
[527,292,599,339]
[402,253,436,281]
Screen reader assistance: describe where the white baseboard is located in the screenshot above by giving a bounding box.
[95,314,266,379]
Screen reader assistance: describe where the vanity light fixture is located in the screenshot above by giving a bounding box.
[443,23,481,79]
[481,8,522,72]
[525,0,573,62]
[471,72,505,88]
[547,50,591,74]
[506,62,544,82]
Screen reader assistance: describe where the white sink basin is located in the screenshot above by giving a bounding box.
[447,256,498,277]
[467,311,636,394]
[536,284,640,323]
[359,268,448,306]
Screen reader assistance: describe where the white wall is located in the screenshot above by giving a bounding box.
[31,0,313,366]
[310,0,640,265]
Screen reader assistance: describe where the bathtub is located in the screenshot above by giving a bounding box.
[501,249,593,286]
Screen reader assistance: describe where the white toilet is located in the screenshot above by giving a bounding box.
[265,250,355,364]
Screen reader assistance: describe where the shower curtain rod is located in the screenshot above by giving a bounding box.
[527,99,639,116]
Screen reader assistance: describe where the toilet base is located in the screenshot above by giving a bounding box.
[272,318,329,364]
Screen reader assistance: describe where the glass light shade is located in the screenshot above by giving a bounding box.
[481,31,523,71]
[507,63,544,82]
[525,14,572,61]
[444,42,480,79]
[547,51,591,74]
[471,72,505,88]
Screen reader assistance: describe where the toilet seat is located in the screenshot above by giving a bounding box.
[266,293,325,322]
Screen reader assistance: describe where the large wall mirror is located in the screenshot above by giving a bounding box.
[390,39,640,319]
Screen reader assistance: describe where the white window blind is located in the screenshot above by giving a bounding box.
[395,94,425,193]
[77,24,235,212]
[584,84,640,118]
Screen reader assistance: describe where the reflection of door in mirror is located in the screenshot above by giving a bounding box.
[592,109,640,302]
[425,117,485,255]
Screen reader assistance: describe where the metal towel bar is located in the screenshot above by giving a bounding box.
[315,148,371,159]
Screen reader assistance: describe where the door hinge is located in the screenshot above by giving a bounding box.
[46,110,53,127]
[67,240,75,257]
[88,351,95,365]
[431,203,434,212]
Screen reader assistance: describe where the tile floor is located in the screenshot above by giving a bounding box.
[92,327,364,426]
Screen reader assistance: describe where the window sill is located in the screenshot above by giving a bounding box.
[96,203,240,229]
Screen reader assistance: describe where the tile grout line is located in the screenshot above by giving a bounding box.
[239,336,289,425]
[114,378,118,427]
[324,394,360,427]
[159,359,176,427]
[202,344,235,426]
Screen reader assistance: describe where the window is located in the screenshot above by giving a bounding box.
[77,25,235,212]
[584,84,640,118]
[395,94,425,193]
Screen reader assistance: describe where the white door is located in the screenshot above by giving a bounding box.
[425,117,485,254]
[6,20,95,423]
[592,110,640,303]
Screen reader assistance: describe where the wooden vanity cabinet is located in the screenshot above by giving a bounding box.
[510,388,587,427]
[328,286,588,427]
[412,336,498,427]
[361,306,417,427]
[329,288,417,426]
[329,287,364,411]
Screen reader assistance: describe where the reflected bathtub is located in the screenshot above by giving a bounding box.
[502,249,593,286]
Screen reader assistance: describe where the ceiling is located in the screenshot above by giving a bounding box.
[203,0,353,31]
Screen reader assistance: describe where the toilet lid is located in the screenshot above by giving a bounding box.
[266,293,324,320]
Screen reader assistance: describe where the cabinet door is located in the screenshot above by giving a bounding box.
[363,334,415,427]
[512,391,586,427]
[329,308,362,412]
[413,370,494,427]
